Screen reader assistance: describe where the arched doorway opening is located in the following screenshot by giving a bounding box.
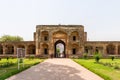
[28,44,36,55]
[6,45,14,54]
[0,44,3,54]
[107,44,115,55]
[54,40,66,58]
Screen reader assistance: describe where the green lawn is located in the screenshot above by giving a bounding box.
[0,58,44,80]
[73,59,120,80]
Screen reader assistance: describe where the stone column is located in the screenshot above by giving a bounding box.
[67,32,70,56]
[36,43,40,55]
[78,46,84,56]
[50,31,54,56]
[25,46,28,55]
[49,32,52,54]
[14,45,17,55]
[115,44,118,55]
[81,46,84,54]
[103,46,107,56]
[36,29,40,55]
[49,44,53,58]
[92,46,96,54]
[39,44,42,55]
[36,48,39,55]
[3,45,6,55]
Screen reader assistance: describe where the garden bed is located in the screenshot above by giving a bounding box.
[0,58,44,80]
[73,59,120,80]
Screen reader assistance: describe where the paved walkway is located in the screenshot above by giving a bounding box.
[7,59,104,80]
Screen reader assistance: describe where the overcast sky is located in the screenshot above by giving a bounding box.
[0,0,120,41]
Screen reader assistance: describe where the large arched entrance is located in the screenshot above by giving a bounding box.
[54,40,66,58]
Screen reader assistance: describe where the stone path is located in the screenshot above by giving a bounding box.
[6,59,104,80]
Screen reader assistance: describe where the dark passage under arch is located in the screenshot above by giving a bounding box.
[54,40,66,58]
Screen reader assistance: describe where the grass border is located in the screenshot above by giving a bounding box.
[73,59,111,80]
[0,59,44,80]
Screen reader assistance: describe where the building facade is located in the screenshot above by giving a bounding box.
[0,25,120,58]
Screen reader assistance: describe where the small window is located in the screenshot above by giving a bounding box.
[72,48,76,54]
[44,36,48,41]
[73,36,76,41]
[44,48,48,55]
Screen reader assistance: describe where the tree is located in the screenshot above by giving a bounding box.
[0,35,23,42]
[56,48,60,54]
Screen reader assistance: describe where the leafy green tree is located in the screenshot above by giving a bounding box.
[56,48,60,54]
[0,35,23,42]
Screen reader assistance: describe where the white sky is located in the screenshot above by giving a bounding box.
[56,43,64,53]
[0,0,120,41]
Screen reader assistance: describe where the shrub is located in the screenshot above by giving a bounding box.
[94,52,102,63]
[0,62,14,68]
[19,58,23,63]
[95,55,100,62]
[29,55,35,60]
[6,57,9,60]
[111,56,115,61]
